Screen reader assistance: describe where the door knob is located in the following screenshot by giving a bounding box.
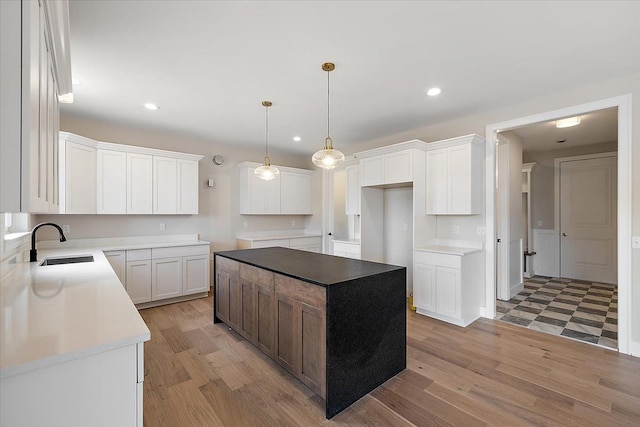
[562,232,568,237]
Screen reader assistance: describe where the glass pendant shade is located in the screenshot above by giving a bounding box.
[313,62,344,170]
[255,156,279,181]
[312,137,345,170]
[256,100,279,181]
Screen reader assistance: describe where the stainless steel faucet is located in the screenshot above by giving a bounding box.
[30,222,67,262]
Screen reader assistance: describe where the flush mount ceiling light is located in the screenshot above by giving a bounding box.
[144,103,159,110]
[555,116,580,128]
[426,87,441,96]
[312,62,345,170]
[254,101,280,181]
[293,136,302,142]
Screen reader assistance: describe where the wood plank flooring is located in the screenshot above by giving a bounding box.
[140,294,640,426]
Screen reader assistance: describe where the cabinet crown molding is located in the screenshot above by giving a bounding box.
[424,134,485,150]
[354,139,428,159]
[59,132,204,161]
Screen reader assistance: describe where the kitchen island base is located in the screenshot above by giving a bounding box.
[214,248,406,419]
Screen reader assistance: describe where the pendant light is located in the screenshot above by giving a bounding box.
[255,100,280,181]
[312,62,345,169]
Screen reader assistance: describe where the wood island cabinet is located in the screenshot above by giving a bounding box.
[214,248,406,419]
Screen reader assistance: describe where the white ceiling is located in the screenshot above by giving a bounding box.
[62,1,640,155]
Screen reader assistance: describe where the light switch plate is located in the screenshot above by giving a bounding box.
[453,225,460,234]
[632,236,640,249]
[477,226,486,235]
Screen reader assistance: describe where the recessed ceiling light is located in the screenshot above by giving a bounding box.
[555,116,580,128]
[293,136,302,142]
[72,78,81,86]
[144,103,159,110]
[426,87,441,96]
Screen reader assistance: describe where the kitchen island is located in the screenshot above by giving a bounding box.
[214,247,406,419]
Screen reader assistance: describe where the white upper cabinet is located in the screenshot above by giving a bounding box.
[425,134,484,215]
[0,0,70,213]
[280,172,312,215]
[153,156,177,214]
[345,163,360,216]
[239,162,312,215]
[359,147,416,187]
[177,159,199,214]
[97,149,127,214]
[59,137,96,214]
[58,132,202,215]
[127,153,152,214]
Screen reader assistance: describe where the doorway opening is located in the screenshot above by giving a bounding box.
[484,95,632,354]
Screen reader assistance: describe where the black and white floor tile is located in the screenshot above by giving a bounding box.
[495,276,618,349]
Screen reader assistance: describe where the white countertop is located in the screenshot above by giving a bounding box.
[0,247,151,379]
[415,245,483,256]
[236,232,322,242]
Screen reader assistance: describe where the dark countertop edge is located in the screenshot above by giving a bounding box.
[214,249,405,288]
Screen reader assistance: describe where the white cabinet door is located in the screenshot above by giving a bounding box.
[177,159,198,214]
[153,156,177,214]
[182,255,209,295]
[435,266,460,319]
[151,257,182,300]
[426,148,448,214]
[241,167,281,214]
[448,144,471,214]
[413,263,436,312]
[127,153,152,214]
[104,250,126,286]
[64,141,96,214]
[281,172,312,214]
[345,164,360,215]
[126,260,152,304]
[97,149,127,214]
[360,156,385,187]
[385,149,413,184]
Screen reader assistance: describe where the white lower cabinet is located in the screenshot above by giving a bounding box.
[413,249,483,327]
[151,257,183,300]
[236,236,322,253]
[123,244,209,306]
[332,241,361,260]
[105,250,126,286]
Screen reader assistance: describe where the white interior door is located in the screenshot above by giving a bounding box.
[560,155,617,283]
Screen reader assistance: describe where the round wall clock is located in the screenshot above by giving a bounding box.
[212,154,224,165]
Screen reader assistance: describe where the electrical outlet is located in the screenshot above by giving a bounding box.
[62,225,70,233]
[632,236,640,249]
[291,220,296,227]
[477,226,485,235]
[159,223,165,231]
[403,223,408,232]
[453,225,460,234]
[537,220,543,227]
[243,221,248,228]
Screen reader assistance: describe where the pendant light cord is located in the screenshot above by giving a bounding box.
[327,69,330,140]
[265,104,269,158]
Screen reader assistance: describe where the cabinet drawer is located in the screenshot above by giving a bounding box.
[274,273,326,310]
[240,263,275,288]
[152,244,208,259]
[333,242,360,255]
[216,255,239,273]
[289,236,321,247]
[127,248,151,261]
[414,251,460,269]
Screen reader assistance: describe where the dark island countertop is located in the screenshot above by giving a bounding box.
[215,247,404,287]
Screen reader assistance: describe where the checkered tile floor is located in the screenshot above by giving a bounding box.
[495,276,618,349]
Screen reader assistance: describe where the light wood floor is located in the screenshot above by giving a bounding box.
[140,294,640,426]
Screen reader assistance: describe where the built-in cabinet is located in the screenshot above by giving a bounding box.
[239,162,313,215]
[332,240,361,260]
[59,132,202,214]
[102,245,209,306]
[345,163,360,215]
[0,0,71,214]
[239,264,276,357]
[215,256,241,331]
[413,248,483,327]
[425,134,484,215]
[360,149,413,187]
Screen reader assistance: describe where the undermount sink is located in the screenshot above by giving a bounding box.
[40,255,94,266]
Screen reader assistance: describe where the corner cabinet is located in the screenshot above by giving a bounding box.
[59,132,202,214]
[413,248,484,327]
[239,162,313,215]
[425,134,484,215]
[0,0,71,213]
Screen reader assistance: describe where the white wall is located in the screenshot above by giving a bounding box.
[383,187,413,293]
[344,71,640,350]
[35,114,323,251]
